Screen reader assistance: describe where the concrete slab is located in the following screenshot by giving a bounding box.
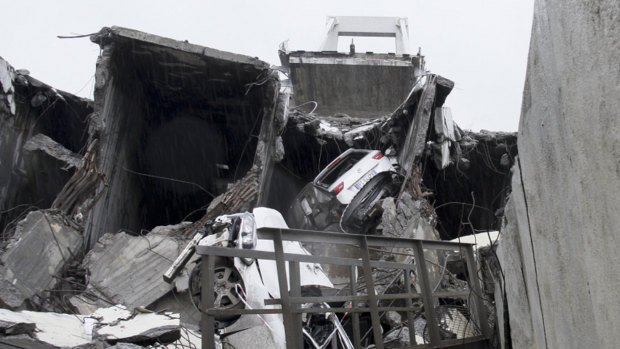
[96,311,180,345]
[77,225,193,310]
[0,308,92,347]
[0,210,82,309]
[284,51,418,117]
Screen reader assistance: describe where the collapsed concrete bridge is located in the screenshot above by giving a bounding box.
[5,6,613,346]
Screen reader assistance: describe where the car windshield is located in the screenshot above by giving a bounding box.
[315,151,368,189]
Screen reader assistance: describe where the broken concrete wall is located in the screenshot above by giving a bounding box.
[494,167,542,349]
[73,223,193,312]
[256,91,290,206]
[0,58,92,234]
[82,27,279,247]
[0,210,83,310]
[499,1,620,348]
[283,51,420,118]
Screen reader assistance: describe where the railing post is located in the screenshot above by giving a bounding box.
[413,241,441,346]
[194,228,487,348]
[273,229,298,349]
[349,265,361,349]
[464,245,490,339]
[403,269,417,346]
[359,236,384,349]
[201,254,216,349]
[289,260,304,349]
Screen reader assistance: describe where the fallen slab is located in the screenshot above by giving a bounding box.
[73,223,193,310]
[0,308,92,347]
[23,133,83,169]
[0,305,181,348]
[96,310,180,345]
[0,210,82,309]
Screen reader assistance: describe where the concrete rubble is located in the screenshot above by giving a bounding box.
[70,222,195,313]
[0,210,82,310]
[0,56,92,235]
[0,19,524,349]
[0,305,181,348]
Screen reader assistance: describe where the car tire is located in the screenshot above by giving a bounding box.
[340,172,398,234]
[189,259,245,322]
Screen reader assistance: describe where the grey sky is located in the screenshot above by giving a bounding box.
[0,0,534,131]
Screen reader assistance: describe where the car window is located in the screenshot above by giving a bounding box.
[316,151,367,189]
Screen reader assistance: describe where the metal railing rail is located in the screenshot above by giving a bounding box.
[196,228,490,349]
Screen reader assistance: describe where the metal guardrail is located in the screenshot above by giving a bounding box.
[196,228,490,349]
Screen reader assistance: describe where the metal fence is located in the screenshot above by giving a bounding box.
[196,228,490,349]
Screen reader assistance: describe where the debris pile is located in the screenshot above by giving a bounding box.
[0,305,183,348]
[0,210,83,312]
[0,22,515,348]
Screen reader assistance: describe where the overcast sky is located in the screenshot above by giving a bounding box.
[0,1,534,131]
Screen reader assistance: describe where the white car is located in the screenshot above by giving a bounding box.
[314,149,395,205]
[288,149,400,233]
[187,208,333,348]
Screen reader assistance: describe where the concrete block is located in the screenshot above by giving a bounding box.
[0,210,82,309]
[76,227,193,310]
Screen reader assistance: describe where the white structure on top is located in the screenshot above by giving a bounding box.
[319,16,411,55]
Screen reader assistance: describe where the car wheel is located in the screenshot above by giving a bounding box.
[189,260,245,322]
[341,172,397,234]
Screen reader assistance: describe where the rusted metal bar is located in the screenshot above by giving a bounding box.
[195,228,489,348]
[350,264,361,349]
[265,292,423,304]
[211,305,425,316]
[205,308,283,315]
[413,240,441,346]
[197,244,418,270]
[408,335,488,349]
[360,236,384,349]
[289,260,304,349]
[201,254,216,349]
[273,229,297,349]
[404,270,417,346]
[266,290,468,304]
[258,227,474,250]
